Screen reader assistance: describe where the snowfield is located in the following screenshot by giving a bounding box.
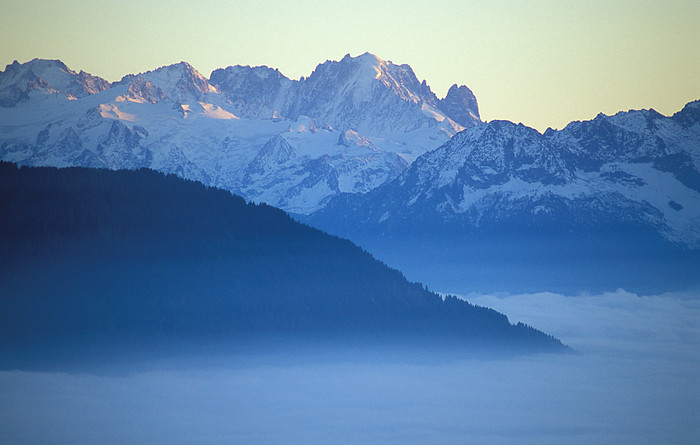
[0,54,478,215]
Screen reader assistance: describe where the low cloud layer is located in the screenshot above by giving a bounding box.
[2,290,698,444]
[466,289,700,355]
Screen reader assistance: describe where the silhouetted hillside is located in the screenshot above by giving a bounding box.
[0,162,565,363]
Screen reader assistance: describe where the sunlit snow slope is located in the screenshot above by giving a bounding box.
[0,54,479,214]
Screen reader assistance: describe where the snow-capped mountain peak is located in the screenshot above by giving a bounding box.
[282,52,472,136]
[120,61,218,104]
[0,58,111,106]
[211,52,480,137]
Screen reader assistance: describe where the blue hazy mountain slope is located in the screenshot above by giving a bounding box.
[304,102,700,294]
[0,162,564,367]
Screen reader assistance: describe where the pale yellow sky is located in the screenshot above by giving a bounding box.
[1,0,698,132]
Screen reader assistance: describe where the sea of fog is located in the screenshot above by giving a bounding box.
[1,289,698,444]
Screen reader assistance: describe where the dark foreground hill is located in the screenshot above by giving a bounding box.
[0,162,565,367]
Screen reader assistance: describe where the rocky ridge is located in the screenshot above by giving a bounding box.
[0,54,480,214]
[303,101,700,292]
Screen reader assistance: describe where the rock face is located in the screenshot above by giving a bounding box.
[438,84,480,127]
[305,101,700,293]
[0,54,480,214]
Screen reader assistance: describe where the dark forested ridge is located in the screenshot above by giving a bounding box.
[0,162,565,365]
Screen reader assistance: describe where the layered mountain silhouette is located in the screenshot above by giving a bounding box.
[1,54,697,294]
[0,162,565,365]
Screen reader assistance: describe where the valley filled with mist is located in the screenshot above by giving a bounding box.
[1,289,697,445]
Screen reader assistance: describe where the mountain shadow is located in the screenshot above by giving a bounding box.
[0,162,565,368]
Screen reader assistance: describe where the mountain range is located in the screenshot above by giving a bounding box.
[306,101,700,292]
[1,54,698,293]
[0,54,477,214]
